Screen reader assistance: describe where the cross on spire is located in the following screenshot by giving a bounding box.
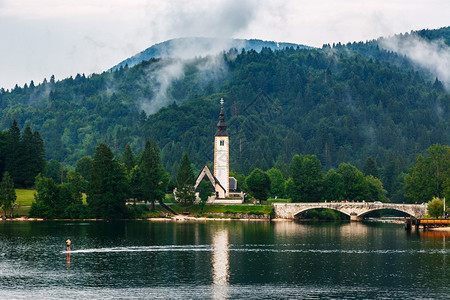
[215,98,228,136]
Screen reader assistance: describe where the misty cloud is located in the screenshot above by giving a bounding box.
[379,34,450,90]
[1,0,449,89]
[136,36,241,115]
[138,51,229,115]
[140,59,185,115]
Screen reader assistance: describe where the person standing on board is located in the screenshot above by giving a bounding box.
[66,238,71,251]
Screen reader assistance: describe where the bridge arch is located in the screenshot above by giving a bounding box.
[293,207,351,218]
[357,207,417,218]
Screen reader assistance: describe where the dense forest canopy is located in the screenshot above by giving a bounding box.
[0,28,449,199]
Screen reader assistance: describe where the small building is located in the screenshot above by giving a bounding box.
[194,99,245,204]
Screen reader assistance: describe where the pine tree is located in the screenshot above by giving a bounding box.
[363,156,379,178]
[20,126,35,187]
[0,131,8,176]
[129,166,143,203]
[87,143,129,219]
[32,131,46,177]
[141,140,168,210]
[122,144,136,173]
[0,172,16,217]
[75,156,93,181]
[5,120,22,185]
[176,153,195,212]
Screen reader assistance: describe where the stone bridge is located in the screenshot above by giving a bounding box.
[273,202,427,221]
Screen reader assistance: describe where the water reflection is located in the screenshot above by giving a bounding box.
[420,230,450,240]
[2,221,450,299]
[273,220,374,237]
[211,229,229,299]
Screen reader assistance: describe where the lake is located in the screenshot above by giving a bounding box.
[0,220,449,299]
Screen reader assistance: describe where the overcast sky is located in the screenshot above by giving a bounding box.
[0,0,448,89]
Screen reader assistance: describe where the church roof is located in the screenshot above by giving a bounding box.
[215,103,229,136]
[194,165,226,192]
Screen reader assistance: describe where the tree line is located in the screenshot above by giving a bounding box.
[0,120,448,219]
[28,142,449,219]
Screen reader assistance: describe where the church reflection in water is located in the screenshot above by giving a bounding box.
[211,229,230,299]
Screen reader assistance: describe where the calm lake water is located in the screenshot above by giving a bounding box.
[0,220,449,299]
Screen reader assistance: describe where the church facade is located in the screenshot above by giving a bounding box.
[194,99,244,204]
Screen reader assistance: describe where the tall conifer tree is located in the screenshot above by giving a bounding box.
[0,171,16,217]
[87,143,129,219]
[141,140,168,210]
[176,152,195,212]
[5,120,21,185]
[122,144,136,173]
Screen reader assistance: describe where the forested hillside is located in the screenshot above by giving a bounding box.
[0,28,449,202]
[110,37,308,71]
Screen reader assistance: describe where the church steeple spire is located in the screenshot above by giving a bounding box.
[215,98,228,136]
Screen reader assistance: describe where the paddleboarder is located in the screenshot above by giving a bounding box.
[66,238,71,251]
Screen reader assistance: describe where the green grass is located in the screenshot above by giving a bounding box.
[15,189,36,206]
[266,198,291,204]
[171,203,273,215]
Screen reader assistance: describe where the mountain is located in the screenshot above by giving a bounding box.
[109,37,309,71]
[0,27,449,202]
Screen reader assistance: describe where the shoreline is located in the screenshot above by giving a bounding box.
[5,216,448,226]
[2,216,272,222]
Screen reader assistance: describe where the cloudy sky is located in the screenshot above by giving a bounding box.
[0,0,448,89]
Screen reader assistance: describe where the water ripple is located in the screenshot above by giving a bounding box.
[63,245,450,255]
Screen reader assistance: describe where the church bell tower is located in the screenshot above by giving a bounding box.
[214,98,229,197]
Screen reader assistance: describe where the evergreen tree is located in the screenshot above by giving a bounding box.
[122,144,136,173]
[141,140,168,210]
[0,131,8,176]
[20,126,45,187]
[176,152,195,212]
[45,159,64,184]
[5,120,22,185]
[19,125,34,186]
[87,143,129,219]
[382,153,398,199]
[363,156,379,178]
[32,131,46,177]
[75,156,93,182]
[0,172,16,217]
[129,165,143,203]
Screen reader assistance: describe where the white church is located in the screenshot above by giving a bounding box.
[194,99,245,204]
